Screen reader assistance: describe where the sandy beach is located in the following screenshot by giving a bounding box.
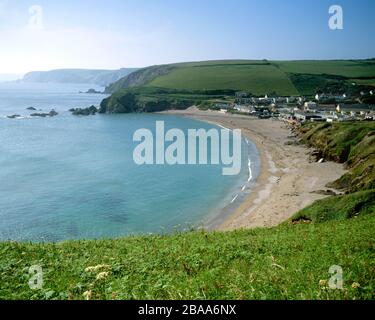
[161,107,347,230]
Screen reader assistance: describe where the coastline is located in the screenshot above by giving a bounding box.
[160,107,347,230]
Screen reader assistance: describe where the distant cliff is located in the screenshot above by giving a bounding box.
[104,65,175,93]
[22,68,138,86]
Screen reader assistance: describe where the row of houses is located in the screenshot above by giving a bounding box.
[214,90,375,122]
[235,89,375,108]
[287,109,375,123]
[234,92,302,106]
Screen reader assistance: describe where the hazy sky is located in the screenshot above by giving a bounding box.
[0,0,374,74]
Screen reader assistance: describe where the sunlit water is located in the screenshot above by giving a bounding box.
[0,82,260,242]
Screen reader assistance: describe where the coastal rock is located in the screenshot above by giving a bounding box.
[30,113,49,117]
[70,105,98,116]
[85,88,102,94]
[30,109,58,117]
[27,107,37,110]
[7,114,21,119]
[99,90,192,114]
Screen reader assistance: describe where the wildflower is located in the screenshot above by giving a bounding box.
[85,266,96,272]
[85,264,111,273]
[96,272,109,280]
[351,282,360,289]
[319,280,328,287]
[83,290,92,300]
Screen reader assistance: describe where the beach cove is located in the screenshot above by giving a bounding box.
[162,107,347,230]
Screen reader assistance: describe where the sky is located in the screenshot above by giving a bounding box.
[0,0,374,74]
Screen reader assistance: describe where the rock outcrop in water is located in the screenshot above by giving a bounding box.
[85,89,102,94]
[30,109,58,117]
[70,105,98,116]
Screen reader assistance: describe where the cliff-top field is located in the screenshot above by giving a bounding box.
[106,59,375,96]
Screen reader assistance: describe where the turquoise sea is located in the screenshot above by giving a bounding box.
[0,82,260,242]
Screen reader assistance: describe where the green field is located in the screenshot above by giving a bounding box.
[149,63,298,96]
[276,60,375,78]
[106,59,375,98]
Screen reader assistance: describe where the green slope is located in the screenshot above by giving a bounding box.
[300,122,375,192]
[101,59,375,114]
[1,212,374,300]
[106,59,375,97]
[275,60,375,78]
[149,62,298,96]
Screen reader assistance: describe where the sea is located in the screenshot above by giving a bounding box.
[0,82,260,242]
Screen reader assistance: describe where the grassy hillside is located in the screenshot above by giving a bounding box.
[292,121,375,239]
[277,60,375,95]
[102,60,375,111]
[149,62,298,96]
[299,122,375,192]
[99,87,235,113]
[1,212,374,300]
[106,59,375,95]
[276,60,375,78]
[293,189,375,223]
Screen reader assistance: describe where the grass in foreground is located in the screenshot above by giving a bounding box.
[1,212,374,300]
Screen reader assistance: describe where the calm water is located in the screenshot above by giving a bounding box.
[0,82,260,242]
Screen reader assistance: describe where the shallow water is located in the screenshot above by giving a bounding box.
[0,82,260,241]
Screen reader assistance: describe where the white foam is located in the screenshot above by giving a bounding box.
[248,158,253,182]
[217,124,232,131]
[231,194,239,203]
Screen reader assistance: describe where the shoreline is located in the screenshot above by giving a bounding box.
[160,107,347,230]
